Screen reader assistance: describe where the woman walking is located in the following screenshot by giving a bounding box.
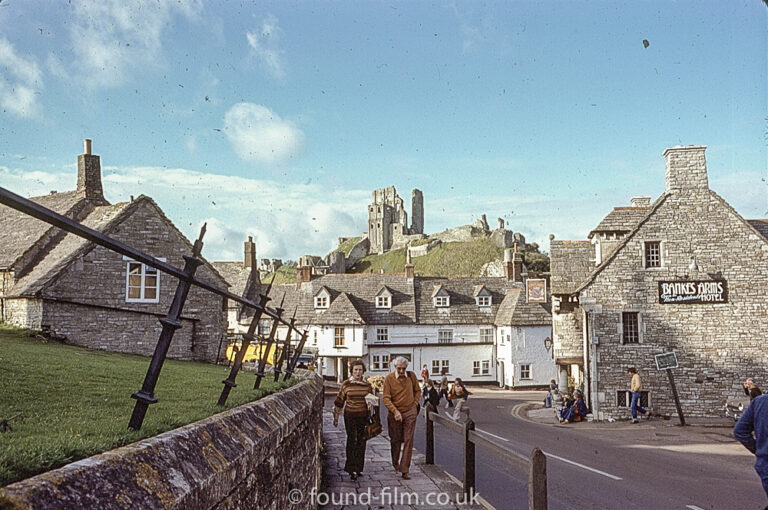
[333,359,373,480]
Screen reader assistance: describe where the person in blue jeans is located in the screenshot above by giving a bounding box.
[627,367,650,423]
[734,393,768,507]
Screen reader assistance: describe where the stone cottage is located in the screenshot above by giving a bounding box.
[551,145,768,420]
[0,140,228,362]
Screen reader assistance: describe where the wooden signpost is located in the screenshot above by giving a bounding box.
[655,351,686,426]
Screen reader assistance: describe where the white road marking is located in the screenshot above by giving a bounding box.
[543,451,623,480]
[476,429,510,442]
[686,506,705,510]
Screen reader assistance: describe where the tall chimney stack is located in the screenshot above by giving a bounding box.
[663,145,708,194]
[244,236,257,269]
[503,248,514,280]
[77,138,105,203]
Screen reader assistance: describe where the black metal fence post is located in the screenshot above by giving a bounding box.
[284,330,308,381]
[425,403,435,464]
[217,291,271,406]
[463,412,475,498]
[128,225,206,430]
[273,316,296,382]
[254,307,283,390]
[529,447,547,510]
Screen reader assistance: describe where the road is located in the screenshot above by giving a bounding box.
[375,389,765,510]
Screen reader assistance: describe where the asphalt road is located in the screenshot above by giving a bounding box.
[373,390,766,510]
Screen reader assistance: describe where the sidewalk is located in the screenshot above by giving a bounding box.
[321,407,490,510]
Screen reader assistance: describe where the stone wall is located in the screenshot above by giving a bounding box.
[552,299,583,364]
[2,297,43,330]
[0,373,324,510]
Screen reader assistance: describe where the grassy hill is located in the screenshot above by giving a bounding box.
[262,237,549,281]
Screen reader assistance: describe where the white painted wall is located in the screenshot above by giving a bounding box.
[498,325,556,387]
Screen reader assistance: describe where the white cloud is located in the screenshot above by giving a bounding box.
[223,102,306,164]
[246,14,285,79]
[68,0,201,88]
[0,38,43,118]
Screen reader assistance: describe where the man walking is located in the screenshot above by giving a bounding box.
[734,394,768,507]
[383,356,421,479]
[627,367,650,423]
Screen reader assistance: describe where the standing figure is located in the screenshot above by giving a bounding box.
[439,370,453,408]
[420,364,429,389]
[745,378,763,401]
[734,394,768,506]
[424,379,440,414]
[627,367,650,423]
[333,359,373,480]
[449,377,471,420]
[383,356,421,480]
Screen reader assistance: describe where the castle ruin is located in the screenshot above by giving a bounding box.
[367,186,424,254]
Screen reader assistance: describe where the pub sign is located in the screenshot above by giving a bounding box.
[658,280,728,304]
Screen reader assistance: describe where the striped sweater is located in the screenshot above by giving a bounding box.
[334,378,373,418]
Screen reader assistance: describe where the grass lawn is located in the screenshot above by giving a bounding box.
[0,325,297,486]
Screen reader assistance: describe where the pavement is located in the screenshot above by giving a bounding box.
[321,407,490,510]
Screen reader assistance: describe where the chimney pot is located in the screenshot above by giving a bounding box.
[84,139,92,155]
[77,140,104,202]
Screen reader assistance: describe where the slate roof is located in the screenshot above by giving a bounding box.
[589,206,651,238]
[211,262,254,298]
[414,277,517,326]
[748,220,768,241]
[0,190,88,269]
[10,201,133,296]
[549,241,594,294]
[9,196,228,297]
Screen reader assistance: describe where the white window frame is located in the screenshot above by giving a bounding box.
[642,240,664,269]
[372,354,390,371]
[479,327,493,343]
[314,296,329,309]
[312,330,318,345]
[375,327,389,343]
[482,360,490,375]
[376,295,391,309]
[617,390,650,408]
[520,364,532,380]
[432,359,449,375]
[434,296,450,307]
[334,327,345,347]
[476,295,491,307]
[620,311,642,344]
[438,329,453,344]
[124,257,165,303]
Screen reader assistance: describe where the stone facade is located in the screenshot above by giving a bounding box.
[551,145,768,421]
[0,373,324,510]
[367,186,424,254]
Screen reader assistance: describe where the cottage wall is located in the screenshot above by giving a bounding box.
[552,299,584,363]
[39,200,227,362]
[3,297,43,330]
[582,189,768,419]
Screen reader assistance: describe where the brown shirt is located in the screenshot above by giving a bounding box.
[383,371,421,414]
[334,378,372,418]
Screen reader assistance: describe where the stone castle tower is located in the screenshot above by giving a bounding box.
[368,186,424,254]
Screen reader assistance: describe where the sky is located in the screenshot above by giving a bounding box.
[0,1,766,263]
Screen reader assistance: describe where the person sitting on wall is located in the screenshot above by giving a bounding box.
[745,378,763,401]
[560,390,589,424]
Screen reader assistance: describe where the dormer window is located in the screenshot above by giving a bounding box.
[473,285,492,308]
[314,287,331,309]
[432,284,450,308]
[434,296,450,307]
[375,286,393,309]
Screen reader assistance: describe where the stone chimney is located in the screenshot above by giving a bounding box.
[630,196,651,207]
[503,248,514,280]
[244,236,256,269]
[405,248,415,279]
[296,265,312,287]
[77,139,104,202]
[663,145,708,194]
[513,252,524,282]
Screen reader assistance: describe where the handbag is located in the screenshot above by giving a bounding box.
[363,407,382,441]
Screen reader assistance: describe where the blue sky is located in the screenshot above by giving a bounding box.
[0,1,766,262]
